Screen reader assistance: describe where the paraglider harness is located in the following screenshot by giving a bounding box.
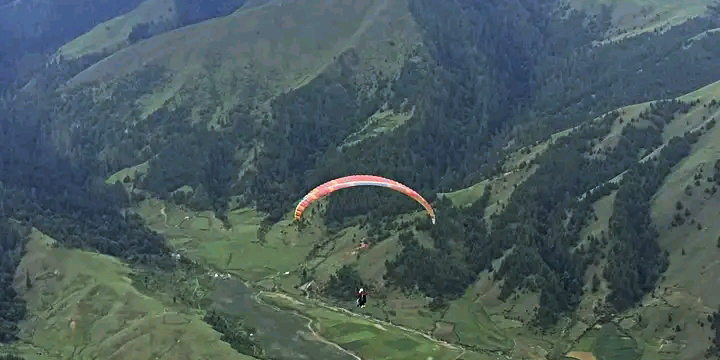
[356,288,367,308]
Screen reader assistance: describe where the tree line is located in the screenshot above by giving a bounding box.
[709,306,720,358]
[0,221,26,343]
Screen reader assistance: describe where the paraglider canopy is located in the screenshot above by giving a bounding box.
[294,175,436,224]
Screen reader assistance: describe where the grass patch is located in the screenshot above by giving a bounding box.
[340,108,415,148]
[442,287,514,352]
[566,351,597,360]
[571,323,641,360]
[135,200,313,282]
[382,293,441,332]
[106,161,149,184]
[11,228,255,359]
[57,0,177,60]
[433,321,458,342]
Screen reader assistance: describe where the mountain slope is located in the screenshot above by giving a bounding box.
[50,0,421,188]
[48,0,720,318]
[572,0,715,41]
[3,0,720,359]
[55,0,179,60]
[65,0,419,106]
[0,0,144,86]
[546,81,720,360]
[441,79,720,359]
[11,228,256,359]
[633,82,720,360]
[122,78,720,359]
[121,79,720,359]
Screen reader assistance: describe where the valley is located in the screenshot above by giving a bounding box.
[2,0,720,359]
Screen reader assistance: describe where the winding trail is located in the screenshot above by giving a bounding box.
[253,291,474,360]
[252,292,362,360]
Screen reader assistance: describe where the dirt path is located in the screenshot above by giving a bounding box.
[253,291,474,360]
[252,292,362,360]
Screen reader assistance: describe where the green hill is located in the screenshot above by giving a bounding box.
[2,0,720,359]
[55,0,179,60]
[573,0,714,41]
[11,229,255,360]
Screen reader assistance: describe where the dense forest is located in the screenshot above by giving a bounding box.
[603,135,692,312]
[384,189,492,303]
[0,221,26,343]
[325,264,366,302]
[246,0,611,219]
[492,100,695,325]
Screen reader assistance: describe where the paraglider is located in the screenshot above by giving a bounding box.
[294,175,436,224]
[356,288,367,308]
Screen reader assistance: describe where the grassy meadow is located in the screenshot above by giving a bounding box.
[8,228,253,360]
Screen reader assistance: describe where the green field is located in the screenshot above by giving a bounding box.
[441,287,514,352]
[135,200,313,282]
[569,323,642,360]
[258,292,497,360]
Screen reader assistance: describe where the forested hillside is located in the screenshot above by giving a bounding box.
[248,1,720,225]
[0,0,144,87]
[2,0,720,358]
[244,0,720,328]
[0,0,266,349]
[12,0,720,323]
[0,68,176,343]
